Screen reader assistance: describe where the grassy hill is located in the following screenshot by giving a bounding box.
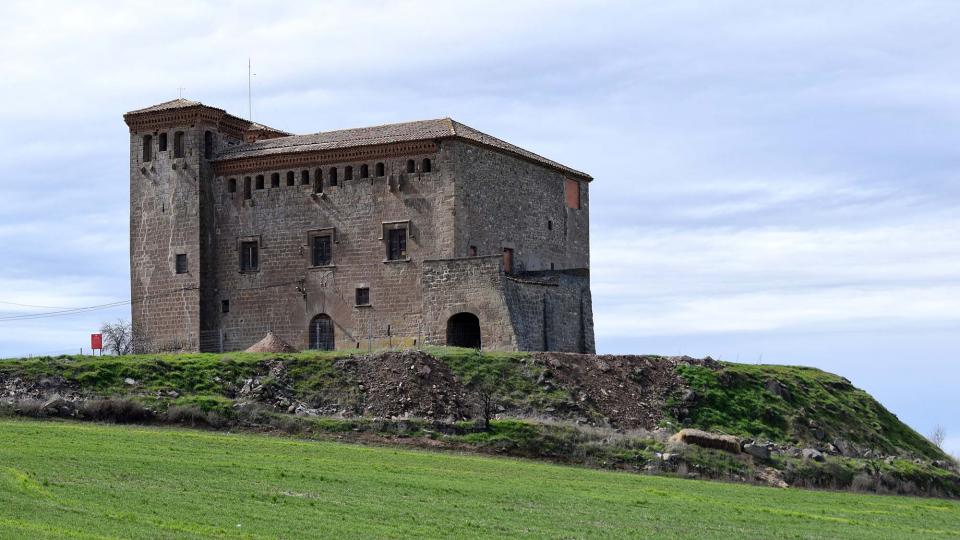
[1,419,958,539]
[1,348,956,497]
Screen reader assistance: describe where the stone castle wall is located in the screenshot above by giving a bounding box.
[127,104,594,353]
[208,151,454,351]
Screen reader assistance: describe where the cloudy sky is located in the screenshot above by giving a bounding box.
[0,1,957,454]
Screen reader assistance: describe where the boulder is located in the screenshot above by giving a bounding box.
[801,448,825,462]
[669,429,741,454]
[764,379,791,401]
[742,442,771,460]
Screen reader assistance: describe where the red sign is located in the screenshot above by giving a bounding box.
[91,333,103,351]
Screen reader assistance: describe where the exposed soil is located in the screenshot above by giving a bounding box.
[334,350,470,421]
[530,353,714,430]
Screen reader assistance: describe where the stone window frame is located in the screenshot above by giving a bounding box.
[238,235,261,274]
[355,286,371,307]
[306,228,337,269]
[380,220,413,263]
[173,131,185,158]
[142,134,153,162]
[158,132,168,153]
[270,172,280,188]
[174,253,188,275]
[286,171,296,186]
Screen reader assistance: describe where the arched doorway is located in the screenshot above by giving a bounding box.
[446,313,481,349]
[309,314,335,350]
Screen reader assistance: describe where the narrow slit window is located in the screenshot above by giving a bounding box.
[173,131,185,158]
[314,168,323,193]
[221,299,230,313]
[240,241,259,272]
[142,135,153,162]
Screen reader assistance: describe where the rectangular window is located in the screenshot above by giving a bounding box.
[387,228,407,261]
[221,299,230,313]
[311,235,332,266]
[158,133,168,152]
[503,248,514,273]
[244,177,252,199]
[174,131,185,158]
[564,178,581,209]
[355,287,370,306]
[469,245,477,257]
[240,241,259,272]
[142,135,152,162]
[301,170,310,185]
[175,253,187,274]
[228,178,237,193]
[256,175,264,190]
[271,173,280,188]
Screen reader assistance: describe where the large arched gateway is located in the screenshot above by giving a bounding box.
[446,312,481,349]
[309,314,335,350]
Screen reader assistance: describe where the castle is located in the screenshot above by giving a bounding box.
[124,99,594,353]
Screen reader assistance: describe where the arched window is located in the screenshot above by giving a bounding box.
[173,131,185,158]
[406,159,415,173]
[422,158,431,172]
[256,175,264,190]
[271,173,280,188]
[286,171,295,186]
[345,166,353,181]
[309,314,335,350]
[158,133,168,152]
[204,131,214,159]
[243,177,252,199]
[301,170,310,185]
[375,162,385,177]
[329,167,338,186]
[314,168,323,193]
[142,135,153,162]
[228,178,237,193]
[447,313,481,349]
[360,164,369,178]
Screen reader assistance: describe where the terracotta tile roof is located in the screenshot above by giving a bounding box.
[125,98,207,114]
[216,118,591,180]
[125,100,590,180]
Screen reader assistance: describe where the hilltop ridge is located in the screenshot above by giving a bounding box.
[1,348,956,497]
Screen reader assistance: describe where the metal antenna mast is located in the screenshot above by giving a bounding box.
[247,58,253,121]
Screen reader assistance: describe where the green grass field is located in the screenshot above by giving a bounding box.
[0,420,958,539]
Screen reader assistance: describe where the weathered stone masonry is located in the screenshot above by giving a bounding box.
[124,98,594,353]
